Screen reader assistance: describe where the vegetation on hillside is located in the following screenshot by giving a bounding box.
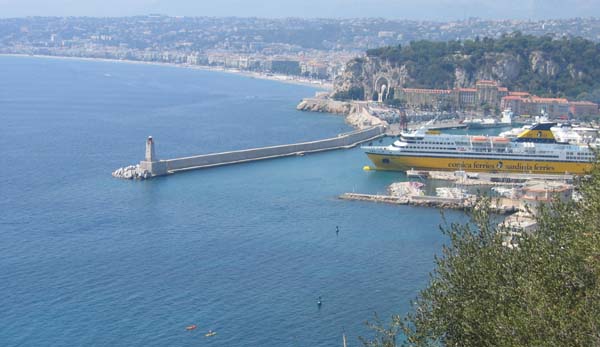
[365,33,600,102]
[332,86,365,101]
[362,159,600,346]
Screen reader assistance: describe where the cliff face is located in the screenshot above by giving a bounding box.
[333,50,572,98]
[296,98,387,129]
[332,31,600,101]
[333,58,412,100]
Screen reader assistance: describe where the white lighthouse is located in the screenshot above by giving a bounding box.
[145,136,156,162]
[139,136,167,176]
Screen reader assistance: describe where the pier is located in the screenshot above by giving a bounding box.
[339,192,473,210]
[113,125,385,179]
[339,192,518,214]
[408,170,574,186]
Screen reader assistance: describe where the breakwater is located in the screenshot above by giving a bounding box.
[113,125,385,179]
[339,192,518,214]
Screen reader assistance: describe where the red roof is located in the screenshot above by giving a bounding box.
[509,92,530,96]
[530,97,568,104]
[458,88,476,92]
[502,95,524,100]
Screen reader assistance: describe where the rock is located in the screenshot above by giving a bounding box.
[345,109,386,129]
[333,57,411,101]
[112,164,150,180]
[296,98,352,115]
[529,51,560,77]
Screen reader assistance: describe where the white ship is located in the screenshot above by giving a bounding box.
[363,122,595,175]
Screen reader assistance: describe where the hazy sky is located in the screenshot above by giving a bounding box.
[0,0,598,19]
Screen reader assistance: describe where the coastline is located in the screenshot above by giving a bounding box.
[0,53,332,90]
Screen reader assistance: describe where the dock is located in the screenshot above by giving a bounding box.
[339,192,518,214]
[339,192,472,210]
[113,125,385,179]
[410,170,574,186]
[339,193,409,205]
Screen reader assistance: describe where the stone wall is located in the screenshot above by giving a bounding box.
[162,126,385,173]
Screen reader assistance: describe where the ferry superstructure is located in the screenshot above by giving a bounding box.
[363,123,596,175]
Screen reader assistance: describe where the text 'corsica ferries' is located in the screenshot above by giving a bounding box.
[363,123,595,175]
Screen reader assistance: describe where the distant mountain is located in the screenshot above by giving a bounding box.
[333,33,600,103]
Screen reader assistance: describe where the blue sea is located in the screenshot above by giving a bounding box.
[0,56,461,346]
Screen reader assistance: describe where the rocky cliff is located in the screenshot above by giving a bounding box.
[333,34,600,101]
[296,98,353,114]
[297,98,387,129]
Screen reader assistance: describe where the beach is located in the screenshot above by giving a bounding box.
[0,53,333,90]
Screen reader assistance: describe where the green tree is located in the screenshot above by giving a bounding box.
[333,86,365,101]
[363,160,600,346]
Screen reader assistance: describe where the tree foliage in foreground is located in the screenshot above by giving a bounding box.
[363,160,600,347]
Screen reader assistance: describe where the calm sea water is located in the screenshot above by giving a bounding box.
[0,56,461,346]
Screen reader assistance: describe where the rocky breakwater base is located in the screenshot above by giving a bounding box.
[296,94,386,130]
[112,165,151,180]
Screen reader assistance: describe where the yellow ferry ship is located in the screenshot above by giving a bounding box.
[363,123,596,175]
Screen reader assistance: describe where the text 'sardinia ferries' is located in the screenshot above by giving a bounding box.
[363,123,595,175]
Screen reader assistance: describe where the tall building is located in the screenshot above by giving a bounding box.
[457,88,477,108]
[399,88,454,109]
[394,80,597,118]
[501,95,581,118]
[475,80,501,106]
[397,80,508,111]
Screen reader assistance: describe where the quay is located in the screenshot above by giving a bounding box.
[339,192,517,214]
[113,125,385,179]
[408,170,574,186]
[339,193,409,205]
[341,169,575,232]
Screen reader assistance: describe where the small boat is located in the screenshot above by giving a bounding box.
[205,330,217,337]
[185,324,197,331]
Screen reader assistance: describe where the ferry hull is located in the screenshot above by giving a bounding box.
[366,153,592,175]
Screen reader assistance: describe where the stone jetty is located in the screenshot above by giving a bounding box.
[113,126,385,180]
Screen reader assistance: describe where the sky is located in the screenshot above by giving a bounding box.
[0,0,598,20]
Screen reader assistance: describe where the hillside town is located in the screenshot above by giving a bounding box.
[2,16,600,81]
[393,80,599,118]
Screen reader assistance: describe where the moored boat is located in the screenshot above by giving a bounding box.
[463,108,513,129]
[363,123,595,175]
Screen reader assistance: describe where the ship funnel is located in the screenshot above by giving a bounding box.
[515,123,557,143]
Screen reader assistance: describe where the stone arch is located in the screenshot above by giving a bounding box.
[373,74,393,103]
